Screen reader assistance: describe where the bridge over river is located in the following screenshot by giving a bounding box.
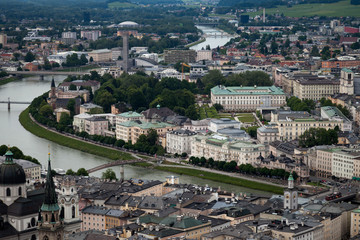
[0,98,31,109]
[7,70,89,77]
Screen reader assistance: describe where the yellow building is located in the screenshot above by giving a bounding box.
[292,78,340,100]
[88,49,112,62]
[351,209,360,238]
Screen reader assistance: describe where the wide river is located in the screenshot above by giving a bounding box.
[190,25,234,51]
[0,29,270,196]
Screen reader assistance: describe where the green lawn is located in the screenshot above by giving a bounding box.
[249,0,360,17]
[19,108,134,161]
[108,2,139,9]
[198,105,219,119]
[236,113,255,123]
[155,166,284,194]
[0,77,20,86]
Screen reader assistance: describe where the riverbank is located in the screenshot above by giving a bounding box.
[19,107,134,160]
[155,166,284,194]
[0,77,20,86]
[186,38,206,48]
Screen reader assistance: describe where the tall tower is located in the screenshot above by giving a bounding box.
[284,173,298,210]
[58,177,81,236]
[340,68,354,95]
[122,32,129,72]
[263,8,266,23]
[38,153,64,240]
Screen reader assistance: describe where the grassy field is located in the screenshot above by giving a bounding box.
[236,113,255,123]
[19,108,134,161]
[249,0,360,17]
[199,105,219,119]
[155,166,284,194]
[108,1,139,9]
[0,77,20,86]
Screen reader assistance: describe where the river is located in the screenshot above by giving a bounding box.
[0,77,270,196]
[190,25,234,51]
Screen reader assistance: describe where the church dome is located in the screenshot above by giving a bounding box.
[0,151,26,185]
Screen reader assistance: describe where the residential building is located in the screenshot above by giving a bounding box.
[322,60,360,74]
[73,113,92,132]
[116,111,145,124]
[81,30,101,41]
[321,106,352,131]
[210,85,286,112]
[208,118,241,132]
[80,103,103,114]
[84,116,109,136]
[166,129,197,155]
[81,206,108,231]
[164,49,196,64]
[257,124,279,144]
[351,208,360,238]
[59,80,100,93]
[62,32,77,39]
[88,49,112,62]
[271,110,342,141]
[105,209,128,229]
[183,119,210,132]
[191,134,266,165]
[196,50,212,62]
[116,120,178,144]
[292,78,340,100]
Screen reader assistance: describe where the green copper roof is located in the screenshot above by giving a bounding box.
[288,173,294,181]
[4,150,14,164]
[118,111,143,118]
[5,150,13,156]
[342,68,353,73]
[211,85,285,96]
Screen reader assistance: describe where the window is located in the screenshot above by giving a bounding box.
[72,206,76,218]
[18,187,22,196]
[6,188,10,197]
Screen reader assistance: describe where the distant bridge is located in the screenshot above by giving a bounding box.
[7,71,90,76]
[87,159,148,174]
[0,98,31,109]
[195,22,220,27]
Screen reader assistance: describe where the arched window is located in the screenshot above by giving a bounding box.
[61,206,65,219]
[72,206,76,218]
[31,235,37,240]
[18,187,22,196]
[6,188,10,197]
[45,214,48,222]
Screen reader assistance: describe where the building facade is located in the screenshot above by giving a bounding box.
[166,129,197,155]
[211,85,286,112]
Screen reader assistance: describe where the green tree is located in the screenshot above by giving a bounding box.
[185,104,199,120]
[66,169,76,175]
[24,52,35,62]
[76,168,89,176]
[320,46,331,60]
[39,105,53,118]
[66,99,76,116]
[102,168,117,180]
[310,46,320,57]
[89,107,104,114]
[59,113,72,126]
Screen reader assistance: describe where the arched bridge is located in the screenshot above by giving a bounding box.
[87,159,148,174]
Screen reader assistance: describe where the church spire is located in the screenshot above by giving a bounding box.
[41,152,59,212]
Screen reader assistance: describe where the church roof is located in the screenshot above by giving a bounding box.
[41,154,60,212]
[8,197,39,216]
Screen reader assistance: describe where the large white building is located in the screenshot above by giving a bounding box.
[208,118,241,132]
[166,129,197,155]
[321,106,352,132]
[191,134,266,165]
[211,85,286,111]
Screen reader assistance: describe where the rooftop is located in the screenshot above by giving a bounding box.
[211,85,285,96]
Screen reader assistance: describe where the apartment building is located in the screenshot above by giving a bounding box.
[80,30,101,41]
[191,134,266,165]
[322,60,360,74]
[116,120,178,144]
[351,209,360,238]
[321,106,352,131]
[81,206,108,231]
[292,78,340,100]
[257,124,279,144]
[210,85,286,112]
[84,116,109,136]
[164,49,196,64]
[271,111,342,141]
[166,129,197,155]
[116,111,145,124]
[88,49,112,62]
[73,113,92,132]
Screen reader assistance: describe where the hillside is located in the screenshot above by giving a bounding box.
[248,0,360,17]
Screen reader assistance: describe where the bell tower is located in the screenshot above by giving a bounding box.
[38,153,64,240]
[284,173,298,210]
[340,68,354,95]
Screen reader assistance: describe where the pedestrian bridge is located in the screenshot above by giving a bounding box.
[86,159,147,174]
